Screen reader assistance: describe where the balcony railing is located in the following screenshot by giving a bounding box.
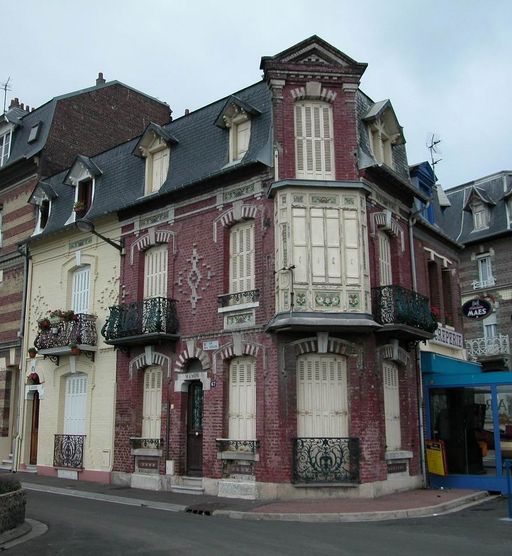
[35,313,97,350]
[466,334,510,359]
[101,297,178,343]
[472,277,496,290]
[372,285,438,334]
[218,289,260,308]
[292,437,360,484]
[53,434,85,469]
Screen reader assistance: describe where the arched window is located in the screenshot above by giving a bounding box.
[294,102,334,180]
[228,357,256,440]
[296,353,347,437]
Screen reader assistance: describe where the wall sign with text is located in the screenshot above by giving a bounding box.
[462,298,492,319]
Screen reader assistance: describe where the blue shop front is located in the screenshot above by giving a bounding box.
[422,352,512,494]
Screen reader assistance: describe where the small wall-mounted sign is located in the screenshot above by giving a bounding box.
[462,298,493,319]
[203,340,219,351]
[210,380,217,388]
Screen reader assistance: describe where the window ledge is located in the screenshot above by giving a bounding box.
[218,302,259,313]
[131,448,162,457]
[217,451,259,462]
[385,450,413,461]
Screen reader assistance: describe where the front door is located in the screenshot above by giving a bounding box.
[29,392,40,465]
[186,381,203,476]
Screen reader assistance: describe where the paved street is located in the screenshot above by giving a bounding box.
[8,490,511,555]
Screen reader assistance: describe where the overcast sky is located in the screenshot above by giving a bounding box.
[3,0,510,188]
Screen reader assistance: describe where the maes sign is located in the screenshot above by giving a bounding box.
[462,298,492,319]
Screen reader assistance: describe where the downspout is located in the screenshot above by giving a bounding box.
[408,203,429,487]
[13,243,31,472]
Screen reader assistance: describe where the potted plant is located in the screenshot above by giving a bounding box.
[49,309,76,322]
[28,347,37,359]
[68,342,80,356]
[73,201,86,213]
[37,317,51,332]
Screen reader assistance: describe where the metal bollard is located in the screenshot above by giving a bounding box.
[505,459,512,520]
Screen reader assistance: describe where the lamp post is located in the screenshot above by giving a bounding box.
[75,219,124,253]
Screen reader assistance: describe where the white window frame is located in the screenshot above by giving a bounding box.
[295,102,334,180]
[229,221,255,294]
[472,202,489,230]
[228,357,256,440]
[71,266,91,314]
[383,362,401,452]
[144,137,170,195]
[33,198,51,235]
[475,254,494,289]
[63,373,88,436]
[144,245,168,299]
[0,130,12,167]
[296,353,348,437]
[142,366,162,439]
[229,117,251,162]
[369,120,393,168]
[483,313,497,339]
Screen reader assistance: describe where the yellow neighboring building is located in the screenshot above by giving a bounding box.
[17,215,122,482]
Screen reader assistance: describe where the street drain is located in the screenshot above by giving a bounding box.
[186,507,212,516]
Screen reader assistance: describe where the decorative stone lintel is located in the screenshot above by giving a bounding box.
[216,451,260,462]
[131,448,163,457]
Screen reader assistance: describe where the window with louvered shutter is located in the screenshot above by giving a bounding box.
[228,357,256,440]
[72,266,90,314]
[151,149,169,192]
[295,102,334,180]
[229,221,254,293]
[142,366,162,438]
[383,362,401,451]
[144,245,168,298]
[378,232,392,286]
[296,354,348,437]
[234,120,251,160]
[64,373,88,435]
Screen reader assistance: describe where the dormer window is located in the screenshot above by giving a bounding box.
[74,179,93,218]
[0,130,12,167]
[133,124,177,196]
[471,201,489,230]
[214,95,260,165]
[369,119,393,167]
[145,137,170,194]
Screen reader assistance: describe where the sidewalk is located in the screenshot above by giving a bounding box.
[3,470,493,524]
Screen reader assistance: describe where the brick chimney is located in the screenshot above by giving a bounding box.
[9,98,20,109]
[96,72,106,86]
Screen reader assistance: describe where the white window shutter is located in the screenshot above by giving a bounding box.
[297,354,347,437]
[229,221,254,293]
[142,366,162,438]
[64,373,88,435]
[229,357,256,440]
[72,266,90,314]
[383,363,401,451]
[236,120,251,159]
[144,245,168,298]
[378,232,392,286]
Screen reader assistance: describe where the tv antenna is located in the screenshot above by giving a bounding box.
[1,77,12,114]
[427,133,442,174]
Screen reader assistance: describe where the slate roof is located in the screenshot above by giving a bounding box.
[0,79,169,172]
[34,80,273,237]
[438,171,512,244]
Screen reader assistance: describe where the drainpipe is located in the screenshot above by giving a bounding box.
[13,243,31,472]
[408,203,430,487]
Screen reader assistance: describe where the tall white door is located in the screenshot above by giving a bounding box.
[228,357,256,440]
[64,373,88,435]
[383,362,401,451]
[297,354,348,437]
[142,366,162,438]
[144,246,168,298]
[72,266,90,313]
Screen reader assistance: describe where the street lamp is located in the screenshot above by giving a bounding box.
[75,218,124,253]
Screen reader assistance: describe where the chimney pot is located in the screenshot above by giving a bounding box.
[96,72,106,86]
[20,102,24,110]
[185,109,190,115]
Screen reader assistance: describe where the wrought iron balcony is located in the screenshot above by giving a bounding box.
[292,437,360,484]
[129,437,163,450]
[216,439,260,454]
[35,313,97,352]
[218,289,260,308]
[101,297,179,346]
[472,276,496,290]
[372,285,438,338]
[53,434,85,469]
[466,334,510,360]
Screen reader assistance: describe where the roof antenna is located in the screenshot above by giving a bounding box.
[426,133,442,178]
[1,77,12,114]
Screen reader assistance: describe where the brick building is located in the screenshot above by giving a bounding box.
[0,76,171,468]
[22,37,441,499]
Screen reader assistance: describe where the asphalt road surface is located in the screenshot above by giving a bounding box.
[8,490,512,555]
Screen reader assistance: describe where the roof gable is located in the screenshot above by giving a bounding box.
[214,95,261,129]
[363,99,405,145]
[132,123,178,157]
[462,186,496,211]
[64,154,103,185]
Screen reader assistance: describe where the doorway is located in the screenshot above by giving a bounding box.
[186,380,203,476]
[29,392,40,465]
